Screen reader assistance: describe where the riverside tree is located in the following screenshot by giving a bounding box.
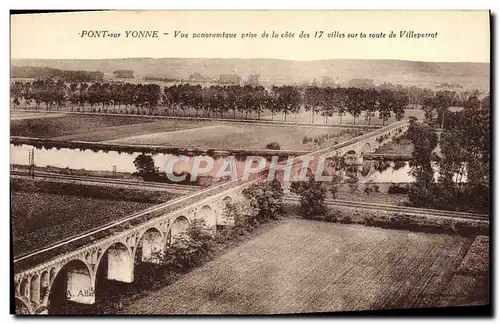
[133,153,157,180]
[437,94,490,212]
[406,119,438,208]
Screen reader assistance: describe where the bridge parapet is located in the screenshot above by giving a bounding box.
[316,120,409,161]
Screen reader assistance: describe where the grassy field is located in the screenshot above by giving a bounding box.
[105,124,366,151]
[51,119,214,142]
[439,235,489,307]
[11,177,175,203]
[11,187,157,257]
[120,218,478,315]
[10,115,157,138]
[10,110,67,121]
[456,235,489,276]
[10,113,368,150]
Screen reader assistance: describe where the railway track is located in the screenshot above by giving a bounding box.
[11,169,487,221]
[10,170,200,194]
[284,195,489,221]
[11,169,488,221]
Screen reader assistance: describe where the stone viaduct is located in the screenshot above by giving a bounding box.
[13,120,409,314]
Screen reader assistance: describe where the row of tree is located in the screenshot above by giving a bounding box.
[303,86,408,125]
[10,80,162,113]
[10,78,485,126]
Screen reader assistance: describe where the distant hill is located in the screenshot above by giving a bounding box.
[11,66,104,82]
[10,58,490,91]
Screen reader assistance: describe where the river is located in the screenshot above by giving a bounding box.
[10,144,417,184]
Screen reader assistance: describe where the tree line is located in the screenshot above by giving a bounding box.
[11,78,484,126]
[406,94,490,213]
[11,66,104,82]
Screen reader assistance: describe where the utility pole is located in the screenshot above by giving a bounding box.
[28,148,35,179]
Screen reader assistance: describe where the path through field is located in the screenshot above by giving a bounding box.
[120,219,476,315]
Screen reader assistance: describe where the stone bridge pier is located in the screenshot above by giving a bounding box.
[66,263,95,305]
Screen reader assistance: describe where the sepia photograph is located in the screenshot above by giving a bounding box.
[9,10,491,316]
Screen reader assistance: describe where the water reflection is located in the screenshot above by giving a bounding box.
[11,144,418,184]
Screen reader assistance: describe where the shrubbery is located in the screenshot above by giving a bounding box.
[242,180,284,222]
[324,213,339,223]
[215,181,285,244]
[362,213,486,236]
[341,215,353,224]
[301,203,486,237]
[290,179,328,218]
[215,201,260,244]
[265,142,281,150]
[161,219,216,272]
[149,219,216,274]
[363,180,380,195]
[388,183,409,194]
[314,210,353,225]
[301,129,364,147]
[290,172,341,218]
[345,174,359,192]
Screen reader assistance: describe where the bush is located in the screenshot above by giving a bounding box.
[388,183,409,194]
[215,201,259,244]
[346,175,359,193]
[160,219,216,273]
[215,225,240,244]
[329,176,342,199]
[265,142,281,150]
[324,214,338,223]
[340,215,353,224]
[364,216,376,227]
[242,180,284,222]
[324,209,342,223]
[290,179,328,218]
[452,221,479,237]
[364,182,380,195]
[388,214,411,229]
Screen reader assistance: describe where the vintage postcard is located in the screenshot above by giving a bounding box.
[10,10,490,316]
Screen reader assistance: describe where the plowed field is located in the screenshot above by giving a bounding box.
[120,219,479,315]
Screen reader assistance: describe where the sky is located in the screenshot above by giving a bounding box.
[10,10,490,63]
